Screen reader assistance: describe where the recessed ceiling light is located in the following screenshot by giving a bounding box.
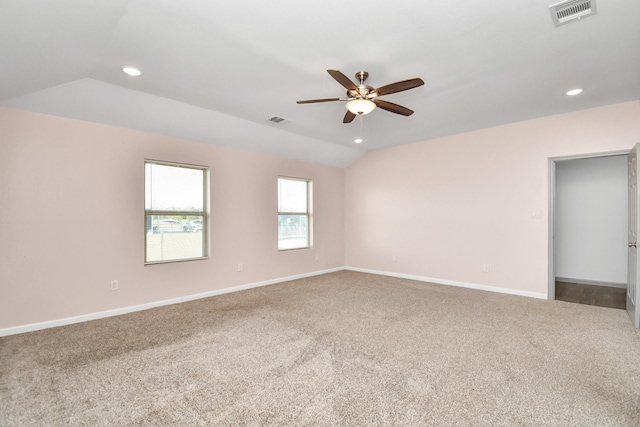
[565,88,583,96]
[354,138,363,144]
[122,66,142,77]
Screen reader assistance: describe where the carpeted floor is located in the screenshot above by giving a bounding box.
[1,271,640,426]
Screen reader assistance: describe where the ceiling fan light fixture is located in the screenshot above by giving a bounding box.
[346,99,376,115]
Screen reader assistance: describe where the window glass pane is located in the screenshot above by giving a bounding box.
[278,178,307,213]
[146,163,203,212]
[278,214,309,250]
[145,160,208,264]
[146,215,204,262]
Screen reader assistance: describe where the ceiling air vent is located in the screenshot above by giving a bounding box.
[267,116,290,124]
[549,0,597,27]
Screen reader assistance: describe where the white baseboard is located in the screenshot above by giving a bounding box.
[345,266,548,300]
[555,277,627,289]
[1,266,548,337]
[0,267,343,337]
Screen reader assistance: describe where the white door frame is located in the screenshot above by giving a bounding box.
[547,150,630,300]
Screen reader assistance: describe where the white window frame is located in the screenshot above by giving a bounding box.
[144,159,209,264]
[278,176,312,251]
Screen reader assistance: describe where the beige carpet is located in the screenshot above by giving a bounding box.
[1,271,640,426]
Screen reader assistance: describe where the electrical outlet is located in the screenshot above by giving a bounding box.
[392,255,397,262]
[315,255,319,261]
[482,264,490,273]
[237,263,243,272]
[110,280,119,291]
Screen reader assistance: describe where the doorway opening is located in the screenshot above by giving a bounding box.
[549,151,629,310]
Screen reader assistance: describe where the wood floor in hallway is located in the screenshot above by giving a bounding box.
[555,281,626,310]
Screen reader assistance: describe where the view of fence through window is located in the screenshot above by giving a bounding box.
[145,161,208,263]
[278,177,311,250]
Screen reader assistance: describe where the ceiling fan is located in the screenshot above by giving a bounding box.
[297,69,424,123]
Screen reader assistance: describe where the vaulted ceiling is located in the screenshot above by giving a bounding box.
[2,0,639,167]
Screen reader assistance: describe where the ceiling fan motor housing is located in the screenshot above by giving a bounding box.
[348,85,376,100]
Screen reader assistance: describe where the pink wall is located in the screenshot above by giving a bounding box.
[0,107,344,330]
[3,102,639,331]
[344,102,640,296]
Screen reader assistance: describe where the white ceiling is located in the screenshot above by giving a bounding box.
[1,0,639,168]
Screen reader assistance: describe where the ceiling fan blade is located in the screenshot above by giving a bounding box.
[373,99,414,116]
[327,70,358,91]
[296,97,342,104]
[343,110,356,123]
[375,78,424,97]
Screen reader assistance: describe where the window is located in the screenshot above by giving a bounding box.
[145,160,208,263]
[278,176,312,250]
